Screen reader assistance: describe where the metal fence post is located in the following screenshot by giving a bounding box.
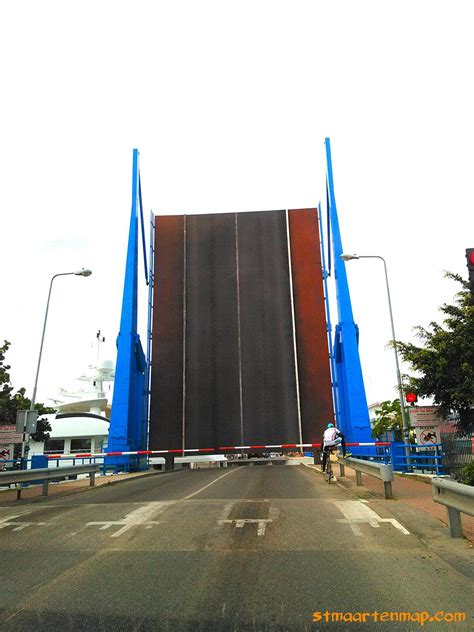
[355,470,363,485]
[339,463,345,477]
[383,481,393,500]
[435,445,442,475]
[42,479,49,496]
[389,442,395,469]
[90,471,96,487]
[446,507,464,538]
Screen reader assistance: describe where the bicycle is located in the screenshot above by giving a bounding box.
[323,448,337,483]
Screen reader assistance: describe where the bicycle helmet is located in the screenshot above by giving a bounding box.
[327,422,335,428]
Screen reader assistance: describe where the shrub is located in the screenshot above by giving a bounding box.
[457,461,474,486]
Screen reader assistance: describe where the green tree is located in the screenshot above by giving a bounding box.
[0,340,54,442]
[0,340,14,422]
[372,399,405,440]
[394,273,474,433]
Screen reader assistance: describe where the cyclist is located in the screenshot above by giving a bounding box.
[321,423,346,474]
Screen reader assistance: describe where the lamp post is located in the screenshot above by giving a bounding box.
[340,254,410,450]
[22,269,92,466]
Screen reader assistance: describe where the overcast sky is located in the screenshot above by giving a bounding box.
[1,1,472,410]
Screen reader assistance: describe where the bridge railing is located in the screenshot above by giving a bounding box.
[0,464,100,499]
[338,456,394,499]
[431,477,474,538]
[349,443,445,474]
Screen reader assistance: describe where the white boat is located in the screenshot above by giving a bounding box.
[49,358,114,418]
[29,332,114,461]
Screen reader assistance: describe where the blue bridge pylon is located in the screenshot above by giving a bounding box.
[107,149,151,470]
[324,138,372,445]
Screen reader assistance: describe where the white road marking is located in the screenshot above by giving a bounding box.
[181,468,238,500]
[332,500,410,536]
[87,501,174,537]
[257,521,270,536]
[348,523,363,536]
[243,499,269,503]
[0,513,47,531]
[377,518,410,535]
[218,518,272,536]
[0,521,47,530]
[219,503,235,521]
[0,513,29,523]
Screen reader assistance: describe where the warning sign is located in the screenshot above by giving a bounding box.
[0,425,23,444]
[0,443,13,470]
[419,429,438,445]
[408,407,443,447]
[408,407,443,427]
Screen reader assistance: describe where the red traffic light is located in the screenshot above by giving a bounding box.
[468,249,474,266]
[405,392,417,404]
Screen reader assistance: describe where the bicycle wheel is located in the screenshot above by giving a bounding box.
[325,459,332,483]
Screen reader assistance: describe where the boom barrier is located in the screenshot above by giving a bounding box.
[46,442,390,460]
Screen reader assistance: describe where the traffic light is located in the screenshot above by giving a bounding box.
[466,248,474,299]
[405,392,417,406]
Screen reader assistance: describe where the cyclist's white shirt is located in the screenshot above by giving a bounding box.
[323,427,342,447]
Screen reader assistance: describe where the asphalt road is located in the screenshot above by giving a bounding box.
[0,465,472,631]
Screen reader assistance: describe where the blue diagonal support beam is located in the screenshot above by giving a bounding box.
[107,149,148,470]
[325,138,372,445]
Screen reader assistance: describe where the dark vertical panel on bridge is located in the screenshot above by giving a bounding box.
[289,208,334,443]
[149,215,184,450]
[185,213,241,449]
[238,211,299,444]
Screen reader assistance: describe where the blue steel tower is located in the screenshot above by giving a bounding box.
[107,149,149,470]
[325,138,372,446]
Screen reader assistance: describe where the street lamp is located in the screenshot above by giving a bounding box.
[340,254,410,450]
[22,269,92,466]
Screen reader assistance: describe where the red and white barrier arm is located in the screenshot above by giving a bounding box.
[46,442,390,459]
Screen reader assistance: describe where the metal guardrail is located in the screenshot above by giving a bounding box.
[431,477,474,538]
[338,456,394,499]
[0,465,100,499]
